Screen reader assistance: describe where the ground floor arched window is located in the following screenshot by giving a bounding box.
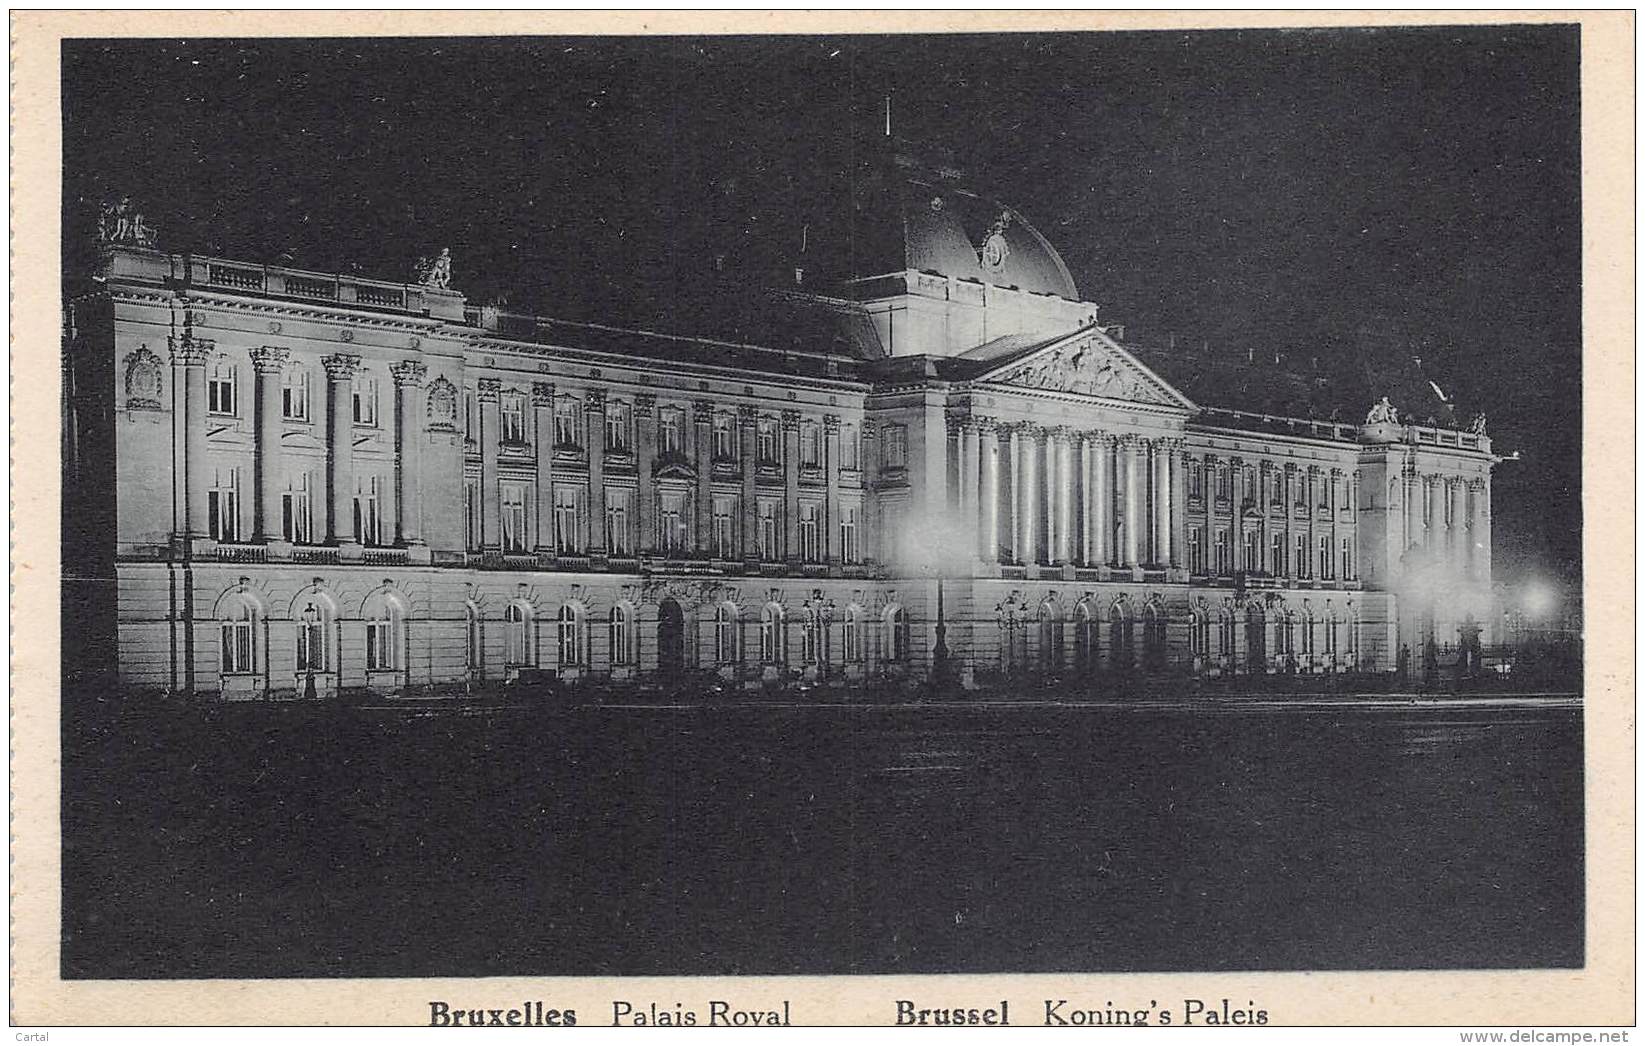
[465,603,483,671]
[609,604,634,665]
[1038,606,1064,670]
[220,594,258,675]
[760,604,782,663]
[1142,607,1167,671]
[886,606,910,661]
[1109,609,1134,670]
[715,603,740,664]
[842,607,864,663]
[504,603,533,666]
[1190,611,1211,658]
[362,591,403,672]
[556,604,584,667]
[295,598,331,674]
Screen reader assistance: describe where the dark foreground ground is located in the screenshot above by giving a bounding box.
[61,693,1583,978]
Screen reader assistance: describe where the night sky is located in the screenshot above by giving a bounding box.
[62,27,1582,588]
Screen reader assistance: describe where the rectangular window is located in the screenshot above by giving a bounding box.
[463,389,477,441]
[1189,465,1203,499]
[1188,525,1204,573]
[554,398,583,448]
[1272,532,1287,576]
[606,489,632,554]
[365,619,395,671]
[800,422,821,467]
[1320,479,1333,510]
[280,472,312,544]
[208,361,237,416]
[352,375,378,426]
[501,392,526,443]
[798,504,820,562]
[659,492,688,555]
[464,479,481,551]
[1294,533,1310,578]
[660,409,684,457]
[221,617,254,674]
[1213,528,1230,575]
[1319,534,1333,579]
[605,402,631,452]
[281,366,309,420]
[840,505,859,564]
[882,424,908,469]
[1216,465,1231,500]
[1243,531,1259,572]
[841,424,860,470]
[1341,536,1355,580]
[757,501,779,560]
[353,475,382,546]
[501,483,529,553]
[208,466,240,542]
[756,419,778,463]
[296,618,326,672]
[712,497,734,559]
[553,486,582,551]
[713,414,735,459]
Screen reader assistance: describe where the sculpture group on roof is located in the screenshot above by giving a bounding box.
[413,247,453,290]
[1365,395,1399,426]
[97,195,157,248]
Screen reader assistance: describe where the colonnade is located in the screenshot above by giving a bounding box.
[952,416,1186,569]
[1397,467,1491,579]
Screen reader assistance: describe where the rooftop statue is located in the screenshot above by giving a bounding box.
[97,195,157,248]
[1468,412,1488,436]
[1365,396,1399,426]
[413,247,453,290]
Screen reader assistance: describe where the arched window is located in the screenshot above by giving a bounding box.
[1190,609,1210,657]
[1301,611,1316,656]
[885,606,910,661]
[1324,612,1339,656]
[715,604,740,663]
[609,604,634,665]
[363,595,401,672]
[1142,605,1167,671]
[219,594,257,674]
[843,607,864,662]
[1218,609,1236,657]
[801,609,821,664]
[465,603,483,671]
[1109,603,1135,670]
[556,604,584,667]
[505,603,533,666]
[295,595,332,674]
[1038,605,1063,669]
[1074,604,1094,669]
[759,604,783,662]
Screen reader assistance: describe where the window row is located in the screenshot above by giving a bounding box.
[206,358,381,426]
[1187,460,1357,513]
[1186,526,1356,580]
[206,467,389,547]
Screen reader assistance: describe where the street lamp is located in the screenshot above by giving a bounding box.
[899,507,972,692]
[300,601,320,701]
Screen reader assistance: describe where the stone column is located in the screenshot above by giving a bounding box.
[250,346,289,543]
[693,399,713,554]
[1469,478,1490,579]
[781,409,801,562]
[739,406,758,560]
[1015,426,1035,564]
[1154,439,1172,567]
[532,382,556,553]
[390,360,427,547]
[1229,456,1245,575]
[322,353,361,546]
[1051,431,1071,564]
[1170,441,1188,569]
[477,378,501,551]
[1094,434,1114,565]
[584,388,607,555]
[860,421,879,563]
[1448,477,1465,568]
[175,337,214,540]
[825,414,843,564]
[956,417,978,557]
[1122,435,1142,567]
[978,420,999,562]
[635,394,658,553]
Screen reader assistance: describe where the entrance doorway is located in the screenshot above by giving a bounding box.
[657,598,686,675]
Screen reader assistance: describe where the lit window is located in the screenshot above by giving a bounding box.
[713,414,736,460]
[1188,463,1203,499]
[660,408,684,457]
[1188,525,1204,573]
[1213,528,1230,575]
[841,424,860,470]
[798,504,820,562]
[1341,537,1355,580]
[352,374,378,426]
[1243,531,1259,572]
[800,421,821,467]
[364,603,398,671]
[501,392,526,443]
[886,606,910,661]
[1319,534,1333,579]
[554,398,583,448]
[504,604,532,666]
[208,466,240,542]
[606,489,632,554]
[711,497,734,559]
[840,505,859,564]
[715,604,740,663]
[219,596,256,675]
[353,475,382,547]
[281,472,312,544]
[208,358,238,415]
[605,401,631,452]
[757,501,779,561]
[556,604,584,667]
[609,605,634,665]
[281,365,309,420]
[1272,532,1287,576]
[659,492,689,555]
[501,483,529,553]
[756,419,778,463]
[553,486,582,552]
[759,604,782,662]
[1294,534,1310,578]
[882,424,908,469]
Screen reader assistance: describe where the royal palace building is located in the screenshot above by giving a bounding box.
[63,161,1499,698]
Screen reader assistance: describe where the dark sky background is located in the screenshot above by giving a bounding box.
[62,27,1582,589]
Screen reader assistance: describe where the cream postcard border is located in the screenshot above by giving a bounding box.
[10,9,1634,1027]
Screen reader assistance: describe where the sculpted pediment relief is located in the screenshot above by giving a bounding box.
[984,334,1191,409]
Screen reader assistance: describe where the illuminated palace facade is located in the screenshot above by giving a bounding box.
[63,173,1497,698]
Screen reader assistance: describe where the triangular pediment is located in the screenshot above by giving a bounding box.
[976,327,1196,410]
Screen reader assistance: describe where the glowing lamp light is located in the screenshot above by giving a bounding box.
[1521,580,1558,620]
